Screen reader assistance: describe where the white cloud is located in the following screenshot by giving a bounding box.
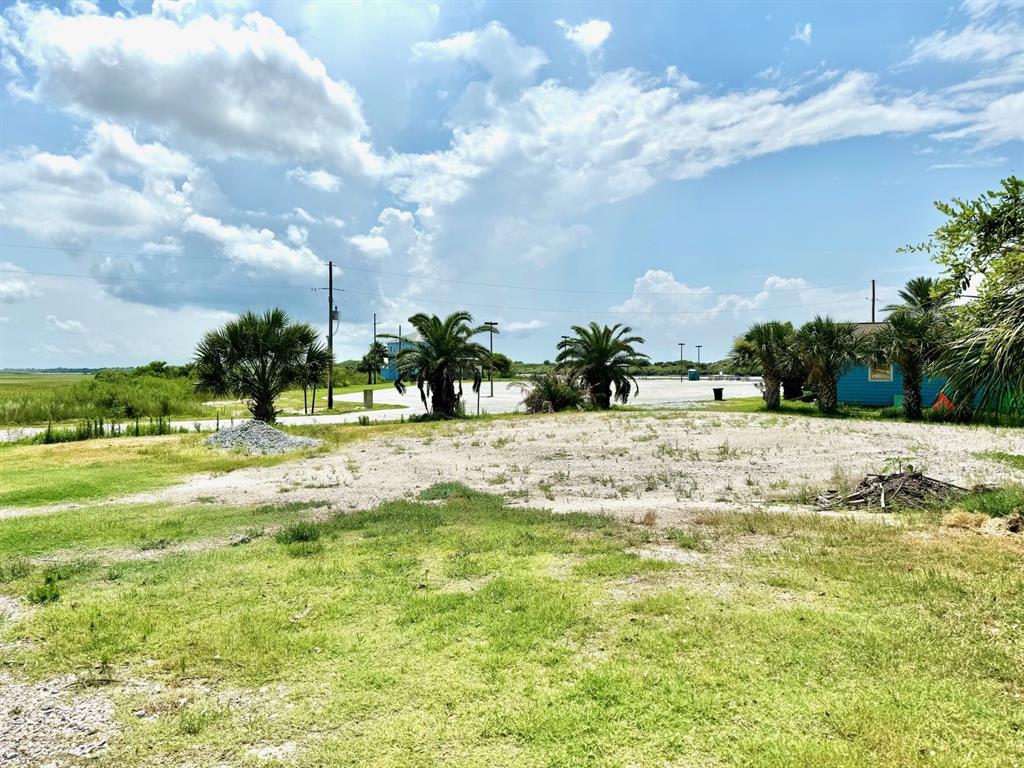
[411,21,548,86]
[665,66,700,90]
[555,19,612,54]
[0,262,40,303]
[791,22,813,44]
[0,123,199,244]
[46,315,86,333]
[908,21,1024,63]
[932,91,1024,145]
[610,271,870,328]
[348,208,432,268]
[2,4,382,175]
[183,213,323,272]
[287,166,342,193]
[504,319,548,334]
[141,236,184,256]
[285,224,308,245]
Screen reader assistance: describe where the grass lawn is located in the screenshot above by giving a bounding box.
[1,485,1021,767]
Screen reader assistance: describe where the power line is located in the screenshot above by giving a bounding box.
[2,267,870,316]
[0,241,870,298]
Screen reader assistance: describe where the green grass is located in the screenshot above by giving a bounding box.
[1,489,1021,766]
[959,487,1024,518]
[0,501,318,557]
[980,451,1024,470]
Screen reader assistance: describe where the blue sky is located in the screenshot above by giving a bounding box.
[0,0,1021,368]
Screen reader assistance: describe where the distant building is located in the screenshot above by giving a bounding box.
[836,323,948,408]
[380,339,417,382]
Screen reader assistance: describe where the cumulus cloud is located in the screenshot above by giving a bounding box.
[555,19,612,54]
[46,315,86,333]
[610,271,870,328]
[504,319,548,334]
[287,166,342,192]
[0,262,40,303]
[791,22,813,44]
[349,208,432,269]
[0,123,200,244]
[2,4,381,175]
[183,214,323,272]
[411,21,548,86]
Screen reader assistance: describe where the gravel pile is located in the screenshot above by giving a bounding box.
[205,420,321,455]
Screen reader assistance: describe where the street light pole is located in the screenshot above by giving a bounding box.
[484,321,498,397]
[678,342,685,382]
[696,345,702,371]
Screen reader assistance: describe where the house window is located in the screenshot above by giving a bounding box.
[868,362,893,382]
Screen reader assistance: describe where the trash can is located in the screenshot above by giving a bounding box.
[687,368,699,381]
[712,387,724,401]
[363,389,374,409]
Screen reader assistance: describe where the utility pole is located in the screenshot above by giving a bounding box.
[327,261,335,410]
[372,312,377,384]
[484,321,498,397]
[678,342,685,382]
[871,279,876,323]
[695,345,702,371]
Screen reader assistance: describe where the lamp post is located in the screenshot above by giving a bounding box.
[678,342,685,382]
[484,321,498,397]
[695,344,702,372]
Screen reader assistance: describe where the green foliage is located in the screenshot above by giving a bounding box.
[194,308,323,422]
[388,311,492,417]
[274,522,324,544]
[556,322,649,409]
[793,316,863,414]
[730,321,799,409]
[958,486,1024,518]
[904,176,1023,294]
[512,371,586,413]
[490,352,514,378]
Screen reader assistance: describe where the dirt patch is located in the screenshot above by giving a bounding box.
[0,673,118,767]
[9,412,1024,531]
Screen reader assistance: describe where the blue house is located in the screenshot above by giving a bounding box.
[380,339,417,382]
[836,323,948,408]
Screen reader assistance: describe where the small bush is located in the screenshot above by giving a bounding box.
[959,487,1024,518]
[27,581,61,604]
[275,522,323,544]
[513,372,585,413]
[668,529,708,551]
[418,482,480,501]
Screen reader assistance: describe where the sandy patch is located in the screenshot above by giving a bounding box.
[7,412,1024,530]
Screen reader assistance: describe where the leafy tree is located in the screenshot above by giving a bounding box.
[935,256,1024,416]
[491,352,514,378]
[556,323,648,409]
[729,321,795,410]
[387,311,491,417]
[793,316,862,415]
[298,342,332,415]
[194,308,321,423]
[903,176,1023,295]
[909,177,1024,417]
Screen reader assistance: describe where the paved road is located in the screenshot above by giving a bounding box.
[1,377,761,441]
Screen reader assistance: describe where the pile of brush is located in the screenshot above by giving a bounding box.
[817,471,968,511]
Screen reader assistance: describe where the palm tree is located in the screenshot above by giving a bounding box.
[387,311,491,417]
[194,308,320,423]
[935,259,1024,417]
[793,316,862,414]
[729,321,795,410]
[867,309,945,419]
[298,342,332,414]
[884,276,951,313]
[556,322,648,409]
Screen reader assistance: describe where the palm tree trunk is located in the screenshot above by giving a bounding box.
[817,376,838,415]
[903,366,923,420]
[303,386,308,415]
[311,383,317,415]
[762,374,781,410]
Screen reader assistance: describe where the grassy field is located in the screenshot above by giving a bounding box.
[0,372,398,427]
[1,484,1021,766]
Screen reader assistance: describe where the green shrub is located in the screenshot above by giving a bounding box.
[27,581,61,604]
[514,372,585,413]
[959,487,1024,518]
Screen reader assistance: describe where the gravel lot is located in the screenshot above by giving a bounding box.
[120,410,1024,527]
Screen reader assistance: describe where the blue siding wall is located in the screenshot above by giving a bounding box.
[380,340,417,382]
[837,364,947,407]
